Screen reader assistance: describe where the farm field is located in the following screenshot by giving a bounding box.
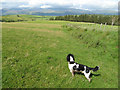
[1,15,53,22]
[2,16,118,88]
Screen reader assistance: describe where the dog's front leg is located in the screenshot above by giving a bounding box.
[72,70,75,77]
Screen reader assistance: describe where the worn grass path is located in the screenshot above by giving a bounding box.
[2,20,118,88]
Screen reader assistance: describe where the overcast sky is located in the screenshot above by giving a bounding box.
[1,0,119,10]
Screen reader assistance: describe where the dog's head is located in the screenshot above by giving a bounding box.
[67,54,75,63]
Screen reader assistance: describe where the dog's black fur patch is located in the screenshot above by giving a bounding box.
[67,54,100,82]
[67,54,75,62]
[67,54,99,72]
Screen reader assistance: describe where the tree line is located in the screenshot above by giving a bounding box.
[50,14,118,26]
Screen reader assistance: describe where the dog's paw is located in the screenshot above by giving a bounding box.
[88,79,91,83]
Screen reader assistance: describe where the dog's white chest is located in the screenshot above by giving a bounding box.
[68,63,76,72]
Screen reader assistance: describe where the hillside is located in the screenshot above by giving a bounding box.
[1,15,53,22]
[2,15,118,88]
[1,7,118,16]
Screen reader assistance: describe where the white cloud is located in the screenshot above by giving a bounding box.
[1,0,29,2]
[40,5,52,8]
[1,0,119,10]
[19,5,30,8]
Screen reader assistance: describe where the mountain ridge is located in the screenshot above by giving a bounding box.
[1,7,118,16]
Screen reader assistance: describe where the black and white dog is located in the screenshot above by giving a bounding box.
[67,54,99,82]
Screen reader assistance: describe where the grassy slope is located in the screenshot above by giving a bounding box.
[1,15,53,22]
[2,20,118,88]
[0,22,2,89]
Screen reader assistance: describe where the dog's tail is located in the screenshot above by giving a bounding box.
[88,66,100,72]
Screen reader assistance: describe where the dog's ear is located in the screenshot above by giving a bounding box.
[67,54,70,62]
[67,54,75,62]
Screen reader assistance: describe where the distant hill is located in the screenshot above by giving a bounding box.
[0,14,52,22]
[1,7,118,16]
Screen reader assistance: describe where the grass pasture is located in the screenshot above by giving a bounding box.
[1,15,53,22]
[2,18,118,88]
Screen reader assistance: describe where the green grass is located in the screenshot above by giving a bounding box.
[0,22,2,89]
[1,15,53,22]
[2,18,118,88]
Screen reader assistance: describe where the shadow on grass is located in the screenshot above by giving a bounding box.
[74,72,101,78]
[90,73,101,77]
[74,72,101,83]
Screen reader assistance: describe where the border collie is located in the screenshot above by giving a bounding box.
[67,54,99,82]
